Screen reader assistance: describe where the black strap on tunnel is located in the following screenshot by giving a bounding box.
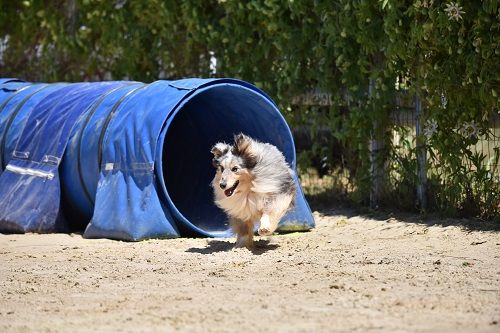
[96,84,148,177]
[0,84,52,169]
[0,84,34,112]
[0,79,26,86]
[75,83,142,205]
[0,83,38,169]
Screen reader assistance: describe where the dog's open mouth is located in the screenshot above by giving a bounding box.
[224,180,239,197]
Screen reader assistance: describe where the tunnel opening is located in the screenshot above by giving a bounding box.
[157,83,295,237]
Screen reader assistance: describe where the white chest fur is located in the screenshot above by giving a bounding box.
[214,189,264,222]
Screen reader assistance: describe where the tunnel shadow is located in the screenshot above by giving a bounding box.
[186,239,279,255]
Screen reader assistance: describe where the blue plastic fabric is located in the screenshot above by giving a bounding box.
[0,78,315,240]
[0,82,121,232]
[83,81,185,240]
[61,83,144,223]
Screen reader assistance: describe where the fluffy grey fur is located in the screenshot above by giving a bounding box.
[211,133,296,249]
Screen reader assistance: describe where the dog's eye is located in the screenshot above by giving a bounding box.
[231,166,239,172]
[219,166,224,172]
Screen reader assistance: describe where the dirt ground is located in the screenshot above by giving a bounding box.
[0,209,499,333]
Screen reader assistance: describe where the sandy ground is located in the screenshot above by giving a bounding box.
[0,209,499,333]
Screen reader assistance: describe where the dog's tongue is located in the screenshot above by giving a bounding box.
[224,180,239,197]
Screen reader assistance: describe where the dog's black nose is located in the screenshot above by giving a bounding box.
[219,182,227,189]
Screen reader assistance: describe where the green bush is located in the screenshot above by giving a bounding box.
[1,0,498,219]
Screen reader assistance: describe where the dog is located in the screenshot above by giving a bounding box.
[211,133,296,249]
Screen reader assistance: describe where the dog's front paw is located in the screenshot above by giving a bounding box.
[258,227,273,236]
[234,237,247,248]
[258,214,274,236]
[234,235,254,250]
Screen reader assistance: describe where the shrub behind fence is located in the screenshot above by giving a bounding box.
[1,0,498,219]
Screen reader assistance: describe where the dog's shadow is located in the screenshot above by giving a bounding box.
[186,239,279,255]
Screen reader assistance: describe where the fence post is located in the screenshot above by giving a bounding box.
[66,0,77,37]
[415,96,427,212]
[369,78,384,209]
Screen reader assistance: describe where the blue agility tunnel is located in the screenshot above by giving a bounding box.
[0,78,314,241]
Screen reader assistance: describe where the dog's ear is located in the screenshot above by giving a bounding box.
[233,133,257,168]
[211,143,228,158]
[232,133,252,155]
[211,143,229,168]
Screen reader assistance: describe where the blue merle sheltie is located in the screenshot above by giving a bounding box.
[211,134,296,249]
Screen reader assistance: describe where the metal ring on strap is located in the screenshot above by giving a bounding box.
[96,84,147,173]
[76,83,141,204]
[0,84,39,169]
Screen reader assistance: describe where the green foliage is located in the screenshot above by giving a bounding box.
[0,0,498,219]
